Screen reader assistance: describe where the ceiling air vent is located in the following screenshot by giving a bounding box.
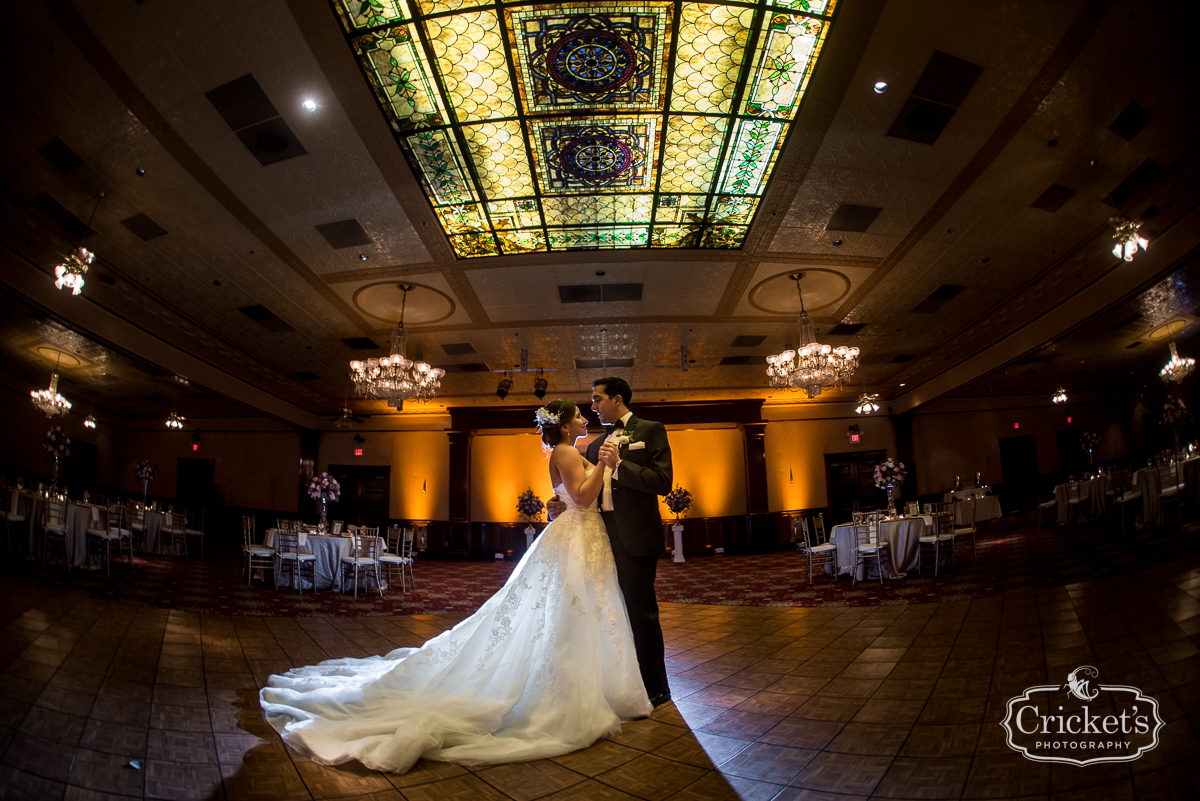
[718,355,751,365]
[31,193,91,240]
[121,213,168,241]
[142,395,170,402]
[730,335,765,347]
[237,305,296,333]
[1030,183,1076,213]
[826,205,882,233]
[828,323,865,336]
[1108,101,1152,142]
[315,219,373,250]
[886,50,983,145]
[292,372,320,380]
[441,342,476,355]
[342,337,379,350]
[559,284,644,303]
[205,74,307,166]
[911,284,965,314]
[440,362,491,373]
[38,137,83,175]
[889,354,916,363]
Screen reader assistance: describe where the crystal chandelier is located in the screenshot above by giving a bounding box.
[84,415,97,429]
[165,411,186,430]
[1051,387,1068,404]
[31,372,72,417]
[1110,216,1148,262]
[1160,342,1194,383]
[855,392,879,414]
[54,247,94,295]
[766,273,860,398]
[348,284,445,409]
[53,192,103,295]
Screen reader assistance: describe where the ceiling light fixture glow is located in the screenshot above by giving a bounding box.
[1160,342,1195,383]
[348,284,445,410]
[855,392,879,414]
[165,411,186,430]
[53,191,103,296]
[1110,216,1148,261]
[31,372,71,418]
[302,99,317,111]
[1051,387,1068,404]
[84,414,97,429]
[766,273,860,399]
[873,81,888,93]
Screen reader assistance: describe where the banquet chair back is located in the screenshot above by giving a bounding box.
[88,502,133,576]
[812,514,827,544]
[918,512,957,576]
[953,498,977,561]
[852,523,888,585]
[161,511,189,557]
[242,517,274,586]
[42,496,69,570]
[800,518,836,583]
[380,526,416,592]
[341,531,383,598]
[274,531,315,595]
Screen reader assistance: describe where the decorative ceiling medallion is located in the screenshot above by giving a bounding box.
[332,0,838,256]
[352,281,456,325]
[748,268,850,313]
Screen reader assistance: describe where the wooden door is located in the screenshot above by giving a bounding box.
[327,465,391,528]
[825,450,887,524]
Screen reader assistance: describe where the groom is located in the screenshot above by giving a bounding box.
[587,377,673,707]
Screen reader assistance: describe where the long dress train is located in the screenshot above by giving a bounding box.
[259,468,652,773]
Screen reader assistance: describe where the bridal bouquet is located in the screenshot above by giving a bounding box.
[1163,395,1190,427]
[516,488,544,524]
[873,457,907,488]
[1080,432,1100,452]
[43,427,70,460]
[135,460,156,482]
[664,485,693,525]
[308,472,341,502]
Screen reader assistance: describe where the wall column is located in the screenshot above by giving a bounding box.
[448,430,471,521]
[743,422,768,514]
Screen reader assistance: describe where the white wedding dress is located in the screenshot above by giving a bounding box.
[259,466,652,773]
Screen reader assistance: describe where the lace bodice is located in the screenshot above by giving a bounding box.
[553,465,599,512]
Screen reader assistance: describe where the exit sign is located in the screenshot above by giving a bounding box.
[850,433,860,442]
[192,443,199,451]
[354,448,363,456]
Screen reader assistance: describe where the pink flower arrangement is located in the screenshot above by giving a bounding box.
[516,488,544,523]
[43,427,70,460]
[308,472,341,502]
[874,458,907,488]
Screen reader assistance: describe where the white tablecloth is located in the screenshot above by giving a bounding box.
[830,518,935,581]
[950,495,1003,526]
[141,510,186,556]
[945,489,989,501]
[1055,477,1107,525]
[14,492,106,568]
[263,531,387,591]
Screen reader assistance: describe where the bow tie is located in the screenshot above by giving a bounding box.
[607,420,624,430]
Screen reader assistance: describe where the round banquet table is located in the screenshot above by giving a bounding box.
[950,495,1003,525]
[262,530,388,591]
[829,517,943,581]
[140,510,186,556]
[11,490,106,568]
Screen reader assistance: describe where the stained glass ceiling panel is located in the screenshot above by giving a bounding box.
[332,0,837,257]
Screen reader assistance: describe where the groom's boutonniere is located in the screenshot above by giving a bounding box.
[608,433,632,447]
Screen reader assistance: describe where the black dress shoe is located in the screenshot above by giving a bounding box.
[650,692,673,708]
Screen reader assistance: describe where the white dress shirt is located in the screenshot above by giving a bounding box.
[601,411,634,512]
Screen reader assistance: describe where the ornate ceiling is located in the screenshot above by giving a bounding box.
[333,0,835,255]
[0,0,1197,427]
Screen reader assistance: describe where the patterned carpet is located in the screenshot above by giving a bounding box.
[12,514,1199,616]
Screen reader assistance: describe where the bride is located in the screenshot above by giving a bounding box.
[259,399,652,773]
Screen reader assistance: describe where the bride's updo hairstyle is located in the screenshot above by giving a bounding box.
[537,399,578,450]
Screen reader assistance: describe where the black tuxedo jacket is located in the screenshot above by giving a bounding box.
[585,414,673,556]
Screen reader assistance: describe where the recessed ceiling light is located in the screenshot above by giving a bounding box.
[873,81,888,93]
[302,99,317,111]
[899,383,905,386]
[359,254,368,261]
[136,168,146,176]
[832,239,843,246]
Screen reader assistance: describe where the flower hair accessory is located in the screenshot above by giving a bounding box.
[534,407,562,428]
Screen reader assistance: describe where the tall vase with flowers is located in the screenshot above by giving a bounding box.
[516,488,545,548]
[1079,432,1101,468]
[874,458,908,517]
[135,460,156,505]
[1163,395,1191,456]
[307,473,341,533]
[664,485,693,563]
[43,427,70,492]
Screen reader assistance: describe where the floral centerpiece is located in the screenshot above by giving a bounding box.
[1163,395,1190,427]
[516,488,544,530]
[308,472,341,533]
[43,427,70,487]
[135,460,155,503]
[1079,432,1100,452]
[664,485,693,526]
[874,457,907,516]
